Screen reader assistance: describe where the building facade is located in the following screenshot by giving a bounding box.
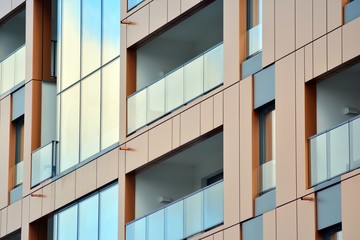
[0,0,360,239]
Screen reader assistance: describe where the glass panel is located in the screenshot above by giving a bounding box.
[264,109,276,163]
[184,57,204,103]
[57,205,78,240]
[310,133,327,185]
[329,230,343,240]
[81,0,101,77]
[148,209,165,240]
[99,184,118,240]
[80,71,100,161]
[126,218,146,240]
[128,88,147,134]
[31,142,53,186]
[60,84,80,172]
[147,80,165,123]
[78,194,99,240]
[102,0,120,64]
[165,68,184,112]
[165,200,184,240]
[350,118,360,170]
[101,58,120,149]
[247,0,262,29]
[260,160,276,192]
[204,182,224,229]
[247,24,262,57]
[184,191,203,238]
[14,46,25,85]
[128,0,144,10]
[61,0,80,90]
[15,161,23,186]
[329,124,349,178]
[204,44,224,92]
[2,53,15,93]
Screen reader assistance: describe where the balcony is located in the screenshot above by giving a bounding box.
[126,180,223,240]
[247,24,262,58]
[0,45,26,95]
[128,43,223,134]
[310,116,360,186]
[31,141,58,187]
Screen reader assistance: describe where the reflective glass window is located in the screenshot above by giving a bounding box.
[57,205,78,240]
[103,0,120,64]
[78,195,99,240]
[99,184,119,240]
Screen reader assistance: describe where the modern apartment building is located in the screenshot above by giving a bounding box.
[0,0,360,239]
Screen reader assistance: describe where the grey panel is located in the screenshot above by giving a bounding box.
[344,0,360,24]
[9,185,23,204]
[242,52,263,79]
[242,215,263,240]
[317,183,342,230]
[255,189,276,216]
[12,87,25,121]
[254,64,275,109]
[41,81,57,146]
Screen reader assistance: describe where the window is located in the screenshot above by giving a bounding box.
[128,0,143,11]
[259,102,275,193]
[14,116,24,187]
[247,0,262,57]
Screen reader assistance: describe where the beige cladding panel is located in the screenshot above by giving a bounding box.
[168,0,181,21]
[125,132,149,173]
[343,17,360,63]
[327,28,342,71]
[54,172,76,209]
[224,224,240,240]
[213,231,224,240]
[213,92,223,128]
[172,116,181,149]
[296,0,313,48]
[150,0,168,33]
[327,0,343,32]
[41,182,55,216]
[239,76,256,221]
[181,0,200,13]
[275,0,295,60]
[223,84,240,227]
[0,209,7,237]
[118,151,126,240]
[262,0,275,67]
[313,0,327,39]
[313,36,327,77]
[96,149,119,188]
[21,196,29,240]
[29,189,42,223]
[200,97,214,135]
[342,174,360,239]
[203,236,213,240]
[297,194,317,240]
[75,160,97,198]
[305,43,314,82]
[263,210,276,240]
[149,119,172,161]
[12,0,25,9]
[180,105,200,145]
[126,5,150,47]
[277,201,297,240]
[0,0,11,19]
[275,53,297,206]
[7,200,22,235]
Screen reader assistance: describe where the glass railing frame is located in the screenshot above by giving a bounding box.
[126,180,224,240]
[309,115,360,187]
[31,140,58,187]
[127,42,224,134]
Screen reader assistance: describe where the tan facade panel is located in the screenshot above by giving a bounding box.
[296,0,313,48]
[181,0,200,13]
[180,105,200,145]
[150,0,167,33]
[12,0,25,9]
[41,182,55,216]
[313,36,327,77]
[213,92,223,128]
[0,96,11,209]
[327,0,343,32]
[305,43,313,82]
[200,98,214,135]
[327,27,342,70]
[203,235,213,240]
[313,0,327,39]
[118,152,126,240]
[263,210,276,240]
[172,116,180,149]
[96,149,119,188]
[223,84,240,226]
[149,120,172,161]
[275,0,295,60]
[297,194,317,240]
[342,174,360,239]
[224,224,240,239]
[54,172,76,209]
[277,201,297,240]
[126,5,150,47]
[0,0,11,20]
[262,0,275,67]
[75,160,97,198]
[275,53,297,206]
[21,196,29,240]
[168,0,181,21]
[213,231,224,240]
[7,200,22,234]
[29,189,42,223]
[125,132,149,173]
[0,209,7,237]
[239,76,256,221]
[342,17,360,63]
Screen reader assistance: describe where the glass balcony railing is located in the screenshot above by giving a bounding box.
[31,141,58,187]
[260,160,276,193]
[0,45,26,95]
[15,161,23,187]
[247,24,262,57]
[310,116,360,186]
[127,43,224,134]
[126,180,224,240]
